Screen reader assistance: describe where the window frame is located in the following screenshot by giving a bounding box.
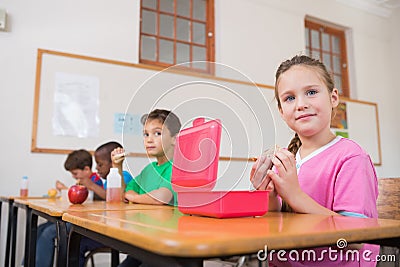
[139,0,215,74]
[305,19,350,97]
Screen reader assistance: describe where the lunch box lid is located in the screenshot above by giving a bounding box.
[172,118,222,192]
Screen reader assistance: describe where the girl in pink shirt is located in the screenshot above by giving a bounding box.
[251,55,379,266]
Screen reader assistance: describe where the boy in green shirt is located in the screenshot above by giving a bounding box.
[113,109,181,267]
[112,109,181,205]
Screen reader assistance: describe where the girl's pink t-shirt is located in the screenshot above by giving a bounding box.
[270,137,380,267]
[297,137,378,218]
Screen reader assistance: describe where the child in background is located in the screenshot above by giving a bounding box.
[112,109,181,267]
[56,149,105,200]
[36,149,103,267]
[78,141,133,267]
[251,55,379,266]
[94,141,133,189]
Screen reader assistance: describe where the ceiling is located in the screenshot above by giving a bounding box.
[336,0,400,17]
[369,0,400,8]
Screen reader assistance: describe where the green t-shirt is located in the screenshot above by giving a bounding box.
[125,161,177,205]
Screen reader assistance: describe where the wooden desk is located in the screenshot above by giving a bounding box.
[0,196,45,267]
[27,198,173,217]
[13,197,62,267]
[24,198,172,267]
[64,209,400,267]
[0,195,15,267]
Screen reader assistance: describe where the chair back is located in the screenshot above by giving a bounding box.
[376,178,400,220]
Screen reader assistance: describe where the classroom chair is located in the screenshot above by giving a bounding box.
[84,247,119,267]
[376,178,400,267]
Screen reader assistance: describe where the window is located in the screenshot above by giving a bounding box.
[140,0,215,73]
[305,19,349,97]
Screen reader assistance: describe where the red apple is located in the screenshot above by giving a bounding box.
[68,185,88,204]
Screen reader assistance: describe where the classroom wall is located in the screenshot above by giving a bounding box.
[0,0,399,264]
[214,0,400,176]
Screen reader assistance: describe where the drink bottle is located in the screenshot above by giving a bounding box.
[20,176,29,197]
[106,168,122,202]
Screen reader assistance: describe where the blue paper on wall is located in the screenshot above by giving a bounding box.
[114,113,141,135]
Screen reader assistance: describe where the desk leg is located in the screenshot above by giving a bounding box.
[10,205,18,267]
[67,229,82,267]
[55,221,68,267]
[27,211,38,267]
[67,233,119,267]
[0,201,2,242]
[111,249,119,267]
[24,208,32,267]
[5,199,14,267]
[68,225,203,267]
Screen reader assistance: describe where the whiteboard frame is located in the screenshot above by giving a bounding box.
[31,49,382,165]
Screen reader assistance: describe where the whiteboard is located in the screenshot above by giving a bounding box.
[31,49,381,165]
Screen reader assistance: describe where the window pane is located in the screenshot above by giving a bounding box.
[332,36,340,53]
[193,45,206,69]
[141,36,156,61]
[305,19,348,96]
[311,50,320,61]
[160,14,174,38]
[193,22,205,44]
[160,0,174,13]
[142,10,157,35]
[177,42,190,64]
[159,39,174,64]
[322,53,331,72]
[322,33,330,51]
[177,18,190,41]
[139,0,214,73]
[193,0,206,21]
[311,29,320,49]
[305,48,310,56]
[193,45,205,60]
[305,28,309,47]
[333,55,341,74]
[142,0,156,9]
[177,0,190,17]
[334,75,342,94]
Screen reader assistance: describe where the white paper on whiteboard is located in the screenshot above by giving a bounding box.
[52,72,100,138]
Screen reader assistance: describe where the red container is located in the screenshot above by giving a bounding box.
[172,118,269,218]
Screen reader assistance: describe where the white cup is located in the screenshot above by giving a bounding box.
[85,190,94,203]
[61,189,68,201]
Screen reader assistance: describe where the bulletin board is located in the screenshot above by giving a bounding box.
[31,49,382,165]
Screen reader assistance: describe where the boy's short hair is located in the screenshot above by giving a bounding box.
[95,141,122,162]
[141,109,181,136]
[64,149,93,171]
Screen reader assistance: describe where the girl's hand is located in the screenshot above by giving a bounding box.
[268,148,302,207]
[268,148,338,215]
[111,148,125,166]
[250,150,274,190]
[265,179,277,197]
